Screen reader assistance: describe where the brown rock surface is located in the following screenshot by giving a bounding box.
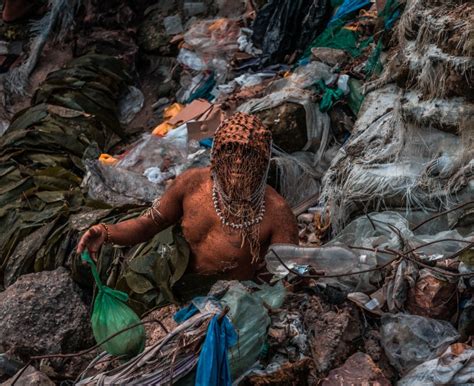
[321,352,390,386]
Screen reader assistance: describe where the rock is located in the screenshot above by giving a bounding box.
[255,102,308,153]
[322,352,390,386]
[138,10,169,53]
[0,268,93,358]
[311,47,350,66]
[239,358,312,386]
[1,366,54,386]
[406,269,457,320]
[310,305,361,375]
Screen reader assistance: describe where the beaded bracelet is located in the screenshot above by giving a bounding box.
[99,223,112,244]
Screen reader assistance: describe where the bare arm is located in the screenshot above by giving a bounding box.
[77,169,193,259]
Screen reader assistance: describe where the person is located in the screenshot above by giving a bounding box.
[77,112,298,300]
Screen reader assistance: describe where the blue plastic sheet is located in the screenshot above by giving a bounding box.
[195,316,238,386]
[174,303,199,324]
[329,0,371,25]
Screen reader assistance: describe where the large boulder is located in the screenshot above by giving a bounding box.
[0,268,93,357]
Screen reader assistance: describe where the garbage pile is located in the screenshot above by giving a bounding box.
[0,0,473,384]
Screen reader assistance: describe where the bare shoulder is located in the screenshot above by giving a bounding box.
[168,167,210,195]
[157,167,210,223]
[265,185,298,244]
[265,185,293,212]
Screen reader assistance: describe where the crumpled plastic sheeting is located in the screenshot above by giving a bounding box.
[251,0,331,63]
[234,61,339,207]
[0,119,9,137]
[118,86,144,125]
[83,159,164,206]
[238,87,330,160]
[270,148,337,207]
[84,125,210,206]
[398,345,474,385]
[266,211,474,296]
[319,84,473,233]
[380,313,460,374]
[237,86,332,206]
[179,18,241,80]
[218,281,286,379]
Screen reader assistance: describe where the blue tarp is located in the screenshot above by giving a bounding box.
[329,0,371,25]
[174,303,200,324]
[195,316,238,386]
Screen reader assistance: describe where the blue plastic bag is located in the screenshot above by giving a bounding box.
[195,316,238,386]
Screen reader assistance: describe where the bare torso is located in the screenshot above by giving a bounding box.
[161,167,298,280]
[78,167,299,281]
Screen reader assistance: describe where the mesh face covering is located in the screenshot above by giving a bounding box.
[211,112,272,264]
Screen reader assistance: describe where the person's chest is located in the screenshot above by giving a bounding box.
[179,183,272,251]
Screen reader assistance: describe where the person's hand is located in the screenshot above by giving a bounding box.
[77,224,106,262]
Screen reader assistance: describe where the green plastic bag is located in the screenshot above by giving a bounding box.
[82,251,145,357]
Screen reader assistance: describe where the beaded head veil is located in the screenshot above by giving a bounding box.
[211,112,272,264]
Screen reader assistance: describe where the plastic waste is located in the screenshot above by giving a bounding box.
[326,211,412,262]
[238,87,331,164]
[269,61,335,92]
[143,167,174,184]
[380,313,460,373]
[265,243,380,292]
[81,251,145,357]
[458,298,474,341]
[251,0,331,62]
[398,344,474,385]
[329,0,371,25]
[177,48,206,71]
[234,73,265,88]
[458,262,474,287]
[84,159,165,206]
[337,74,350,95]
[237,28,262,56]
[85,124,202,206]
[181,18,240,79]
[0,119,9,137]
[163,15,183,36]
[219,282,286,378]
[316,80,345,112]
[195,316,238,386]
[116,124,188,174]
[118,86,144,125]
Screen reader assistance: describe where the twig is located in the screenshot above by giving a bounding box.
[366,213,376,231]
[384,247,474,277]
[403,238,474,256]
[412,201,474,231]
[217,306,230,324]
